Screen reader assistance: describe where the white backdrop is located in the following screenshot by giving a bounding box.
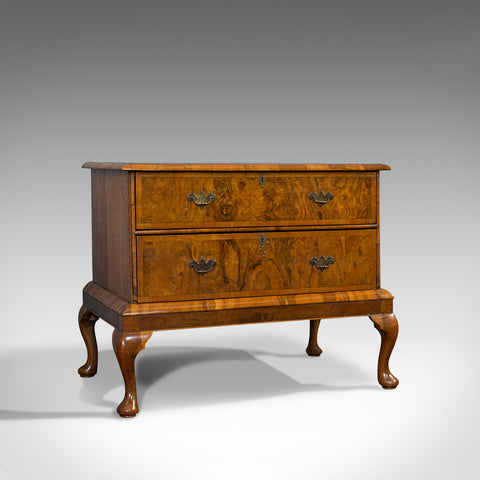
[1,1,479,479]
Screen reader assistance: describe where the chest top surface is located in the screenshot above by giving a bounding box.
[83,162,390,172]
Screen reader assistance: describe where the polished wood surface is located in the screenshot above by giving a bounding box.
[79,163,398,417]
[83,162,391,172]
[112,329,153,417]
[306,319,323,356]
[91,170,132,301]
[370,313,399,389]
[135,172,377,229]
[77,305,99,377]
[83,281,393,332]
[129,300,393,333]
[376,171,381,289]
[136,229,377,302]
[129,173,139,301]
[135,224,378,235]
[84,280,393,315]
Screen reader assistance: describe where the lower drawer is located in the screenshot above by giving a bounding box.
[136,229,377,302]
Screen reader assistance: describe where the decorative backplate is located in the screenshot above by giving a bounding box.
[309,255,335,271]
[187,191,216,207]
[188,258,217,275]
[308,191,334,205]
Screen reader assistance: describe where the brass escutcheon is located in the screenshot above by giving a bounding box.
[259,173,266,189]
[259,233,266,249]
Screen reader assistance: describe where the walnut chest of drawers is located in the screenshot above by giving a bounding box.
[78,163,399,417]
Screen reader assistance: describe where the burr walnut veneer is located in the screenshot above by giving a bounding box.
[79,163,399,417]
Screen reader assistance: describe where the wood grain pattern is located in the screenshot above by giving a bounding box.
[83,162,391,172]
[82,281,128,329]
[77,305,99,377]
[376,171,381,288]
[82,281,393,333]
[129,173,138,301]
[134,224,378,235]
[91,170,132,301]
[84,280,393,316]
[112,328,152,417]
[370,313,399,389]
[135,172,377,229]
[124,298,393,333]
[306,319,322,356]
[136,229,377,302]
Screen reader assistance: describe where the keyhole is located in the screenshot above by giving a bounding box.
[259,233,266,249]
[259,173,266,189]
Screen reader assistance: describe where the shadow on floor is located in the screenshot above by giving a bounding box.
[0,344,377,420]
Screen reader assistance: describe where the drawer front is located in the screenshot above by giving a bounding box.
[136,229,377,302]
[135,172,377,230]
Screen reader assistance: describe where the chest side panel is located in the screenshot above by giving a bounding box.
[91,170,132,301]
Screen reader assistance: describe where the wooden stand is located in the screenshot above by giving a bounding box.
[79,283,398,417]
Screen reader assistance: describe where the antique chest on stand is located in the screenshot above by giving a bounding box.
[78,163,399,417]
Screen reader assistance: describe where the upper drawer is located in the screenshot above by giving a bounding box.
[135,172,377,230]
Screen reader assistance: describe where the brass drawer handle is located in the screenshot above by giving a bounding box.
[188,258,217,275]
[309,255,335,271]
[308,191,334,206]
[187,191,216,207]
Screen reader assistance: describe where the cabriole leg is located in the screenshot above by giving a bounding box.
[112,329,152,418]
[78,305,99,377]
[306,319,323,356]
[370,313,399,389]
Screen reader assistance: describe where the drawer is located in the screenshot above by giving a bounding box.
[135,172,377,230]
[136,229,377,302]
